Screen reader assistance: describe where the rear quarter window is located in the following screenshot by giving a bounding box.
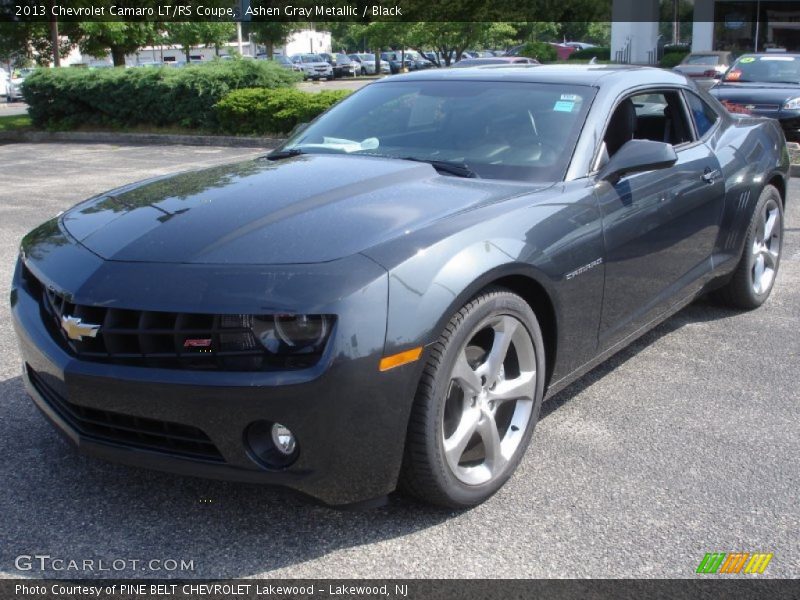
[685,92,719,138]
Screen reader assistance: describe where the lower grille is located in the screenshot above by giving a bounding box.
[27,365,224,462]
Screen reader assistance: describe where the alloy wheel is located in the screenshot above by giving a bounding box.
[751,198,781,295]
[442,314,536,486]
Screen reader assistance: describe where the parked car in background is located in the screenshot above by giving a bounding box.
[290,53,333,81]
[349,53,390,75]
[0,68,8,98]
[674,51,734,84]
[404,50,434,70]
[273,55,303,74]
[709,53,800,142]
[564,42,598,51]
[381,52,416,74]
[6,68,33,102]
[333,53,359,77]
[452,57,539,68]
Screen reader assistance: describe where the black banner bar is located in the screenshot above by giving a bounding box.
[2,579,800,600]
[0,0,789,23]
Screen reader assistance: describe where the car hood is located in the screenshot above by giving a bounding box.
[710,82,800,104]
[61,154,545,265]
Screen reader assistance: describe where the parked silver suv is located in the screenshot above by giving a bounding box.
[290,54,333,81]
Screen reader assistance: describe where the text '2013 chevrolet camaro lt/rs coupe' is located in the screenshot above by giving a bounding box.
[11,66,789,507]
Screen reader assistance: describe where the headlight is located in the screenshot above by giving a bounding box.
[784,97,800,110]
[274,314,330,348]
[249,314,333,353]
[215,314,334,370]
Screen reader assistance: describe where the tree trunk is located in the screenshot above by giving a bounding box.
[49,16,60,67]
[111,47,126,67]
[267,41,274,59]
[184,48,190,63]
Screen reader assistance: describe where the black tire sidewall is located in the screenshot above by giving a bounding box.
[741,186,784,306]
[423,292,546,507]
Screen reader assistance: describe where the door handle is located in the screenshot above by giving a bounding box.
[702,169,721,184]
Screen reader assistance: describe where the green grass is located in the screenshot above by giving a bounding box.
[0,114,32,132]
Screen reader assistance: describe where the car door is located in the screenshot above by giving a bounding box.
[594,89,725,349]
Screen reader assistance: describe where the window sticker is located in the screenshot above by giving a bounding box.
[560,94,579,101]
[739,57,755,63]
[725,70,742,81]
[553,100,575,112]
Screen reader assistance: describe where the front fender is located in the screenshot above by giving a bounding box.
[370,186,606,386]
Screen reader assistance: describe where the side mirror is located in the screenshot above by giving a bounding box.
[597,139,678,184]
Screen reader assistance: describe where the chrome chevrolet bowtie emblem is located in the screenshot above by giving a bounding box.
[61,315,101,341]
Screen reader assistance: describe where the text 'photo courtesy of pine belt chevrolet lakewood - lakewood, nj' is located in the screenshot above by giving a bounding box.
[11,65,790,508]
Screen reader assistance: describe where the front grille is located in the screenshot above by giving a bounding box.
[22,265,323,371]
[27,365,223,462]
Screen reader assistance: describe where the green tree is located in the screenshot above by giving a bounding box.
[247,22,298,59]
[0,21,77,68]
[165,23,203,63]
[79,22,159,66]
[198,23,236,56]
[408,22,516,66]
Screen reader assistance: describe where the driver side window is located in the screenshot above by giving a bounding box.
[595,90,694,171]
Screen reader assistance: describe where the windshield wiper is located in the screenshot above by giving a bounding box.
[266,148,304,160]
[400,157,478,178]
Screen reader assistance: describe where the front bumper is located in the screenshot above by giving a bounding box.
[10,252,421,506]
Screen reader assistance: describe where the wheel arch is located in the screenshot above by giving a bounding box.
[766,172,786,207]
[425,264,560,391]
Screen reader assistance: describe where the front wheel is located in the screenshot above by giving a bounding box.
[714,184,783,309]
[400,288,545,508]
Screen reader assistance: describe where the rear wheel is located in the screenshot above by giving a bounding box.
[715,185,783,309]
[400,288,545,508]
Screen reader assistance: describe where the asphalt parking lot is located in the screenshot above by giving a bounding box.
[0,143,797,579]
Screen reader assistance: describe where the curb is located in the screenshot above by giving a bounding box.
[0,130,286,148]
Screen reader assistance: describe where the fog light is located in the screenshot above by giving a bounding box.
[271,423,296,455]
[244,420,299,468]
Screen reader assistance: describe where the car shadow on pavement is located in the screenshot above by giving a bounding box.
[540,296,742,419]
[0,374,451,579]
[0,298,741,579]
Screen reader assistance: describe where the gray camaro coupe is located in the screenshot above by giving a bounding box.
[12,66,789,507]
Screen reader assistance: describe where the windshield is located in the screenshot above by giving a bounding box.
[685,54,720,65]
[298,54,324,64]
[725,55,800,83]
[355,54,373,61]
[282,80,595,182]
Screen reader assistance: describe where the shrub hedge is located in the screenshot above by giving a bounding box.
[518,41,558,63]
[567,47,611,61]
[660,51,690,68]
[215,88,351,135]
[23,60,301,130]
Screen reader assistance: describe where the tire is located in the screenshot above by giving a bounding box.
[714,184,784,309]
[400,288,546,508]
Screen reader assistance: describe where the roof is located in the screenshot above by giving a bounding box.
[376,64,691,88]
